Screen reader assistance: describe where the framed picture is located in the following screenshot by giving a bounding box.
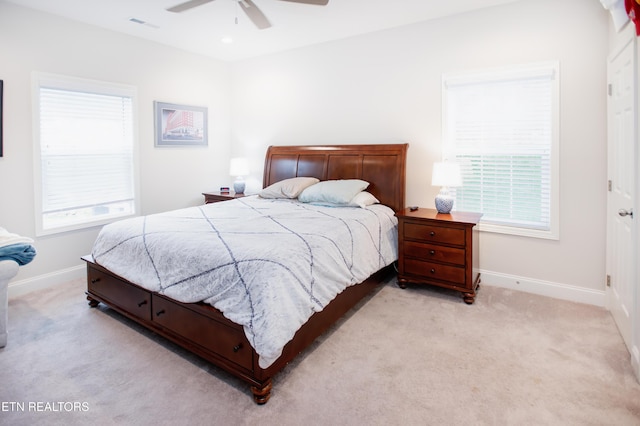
[154,101,208,147]
[0,80,3,157]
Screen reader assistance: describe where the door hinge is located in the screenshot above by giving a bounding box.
[608,83,613,96]
[607,274,611,287]
[608,180,612,192]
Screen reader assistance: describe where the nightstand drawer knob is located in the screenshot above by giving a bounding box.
[430,268,436,274]
[430,231,436,237]
[429,250,436,256]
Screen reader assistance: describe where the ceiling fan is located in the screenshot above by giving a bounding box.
[166,0,329,30]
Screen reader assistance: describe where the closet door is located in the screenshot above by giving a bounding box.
[606,33,637,359]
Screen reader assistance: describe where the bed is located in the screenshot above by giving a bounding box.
[83,143,408,404]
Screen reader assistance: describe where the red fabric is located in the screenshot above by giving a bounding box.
[626,0,640,35]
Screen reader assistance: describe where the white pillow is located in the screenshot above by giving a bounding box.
[298,179,369,204]
[259,177,319,199]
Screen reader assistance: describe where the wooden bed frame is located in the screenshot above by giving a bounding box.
[84,143,408,404]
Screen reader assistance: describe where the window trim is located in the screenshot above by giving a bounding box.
[32,72,140,236]
[441,62,560,240]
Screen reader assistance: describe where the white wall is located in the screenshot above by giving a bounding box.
[0,3,232,291]
[230,0,610,304]
[0,0,612,305]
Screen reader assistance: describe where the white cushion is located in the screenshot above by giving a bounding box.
[350,191,379,208]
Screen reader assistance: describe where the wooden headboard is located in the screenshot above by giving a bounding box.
[263,144,408,213]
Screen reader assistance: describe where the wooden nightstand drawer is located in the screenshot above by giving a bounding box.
[403,240,466,266]
[404,258,465,284]
[403,222,465,246]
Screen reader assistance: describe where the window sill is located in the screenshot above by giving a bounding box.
[478,222,559,240]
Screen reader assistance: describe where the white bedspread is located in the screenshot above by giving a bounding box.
[91,196,398,368]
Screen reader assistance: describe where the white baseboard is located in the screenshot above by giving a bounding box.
[9,265,607,306]
[632,345,640,383]
[478,269,606,307]
[8,264,86,298]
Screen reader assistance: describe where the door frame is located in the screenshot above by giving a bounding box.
[634,33,640,383]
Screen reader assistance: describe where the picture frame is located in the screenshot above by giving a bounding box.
[154,101,208,147]
[0,80,3,157]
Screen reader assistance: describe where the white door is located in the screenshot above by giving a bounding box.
[606,36,636,353]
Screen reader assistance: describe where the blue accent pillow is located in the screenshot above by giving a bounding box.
[304,191,380,208]
[298,179,369,204]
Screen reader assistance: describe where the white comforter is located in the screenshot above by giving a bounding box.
[91,196,398,368]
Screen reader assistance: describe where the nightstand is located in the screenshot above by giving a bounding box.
[396,208,482,304]
[202,191,246,204]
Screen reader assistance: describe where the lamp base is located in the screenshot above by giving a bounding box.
[233,179,245,194]
[435,187,454,214]
[233,177,245,194]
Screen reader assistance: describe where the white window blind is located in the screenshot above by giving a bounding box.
[34,73,138,234]
[443,63,559,239]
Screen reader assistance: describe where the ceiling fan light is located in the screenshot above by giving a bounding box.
[167,0,326,30]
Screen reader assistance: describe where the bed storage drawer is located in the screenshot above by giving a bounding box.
[87,267,151,321]
[151,295,252,370]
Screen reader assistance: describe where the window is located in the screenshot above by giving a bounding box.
[33,73,138,235]
[442,62,559,239]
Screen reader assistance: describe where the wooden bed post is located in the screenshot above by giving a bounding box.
[251,379,273,405]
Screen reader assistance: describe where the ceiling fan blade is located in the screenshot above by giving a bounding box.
[166,0,216,13]
[277,0,329,5]
[239,0,272,30]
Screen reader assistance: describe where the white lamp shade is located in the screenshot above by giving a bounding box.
[432,162,462,187]
[229,157,250,176]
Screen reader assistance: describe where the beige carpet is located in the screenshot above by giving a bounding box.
[1,277,639,425]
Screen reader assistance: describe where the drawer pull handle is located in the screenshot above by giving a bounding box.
[137,300,148,307]
[430,268,436,274]
[90,278,101,284]
[429,250,436,256]
[429,231,436,237]
[233,344,242,353]
[155,309,166,317]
